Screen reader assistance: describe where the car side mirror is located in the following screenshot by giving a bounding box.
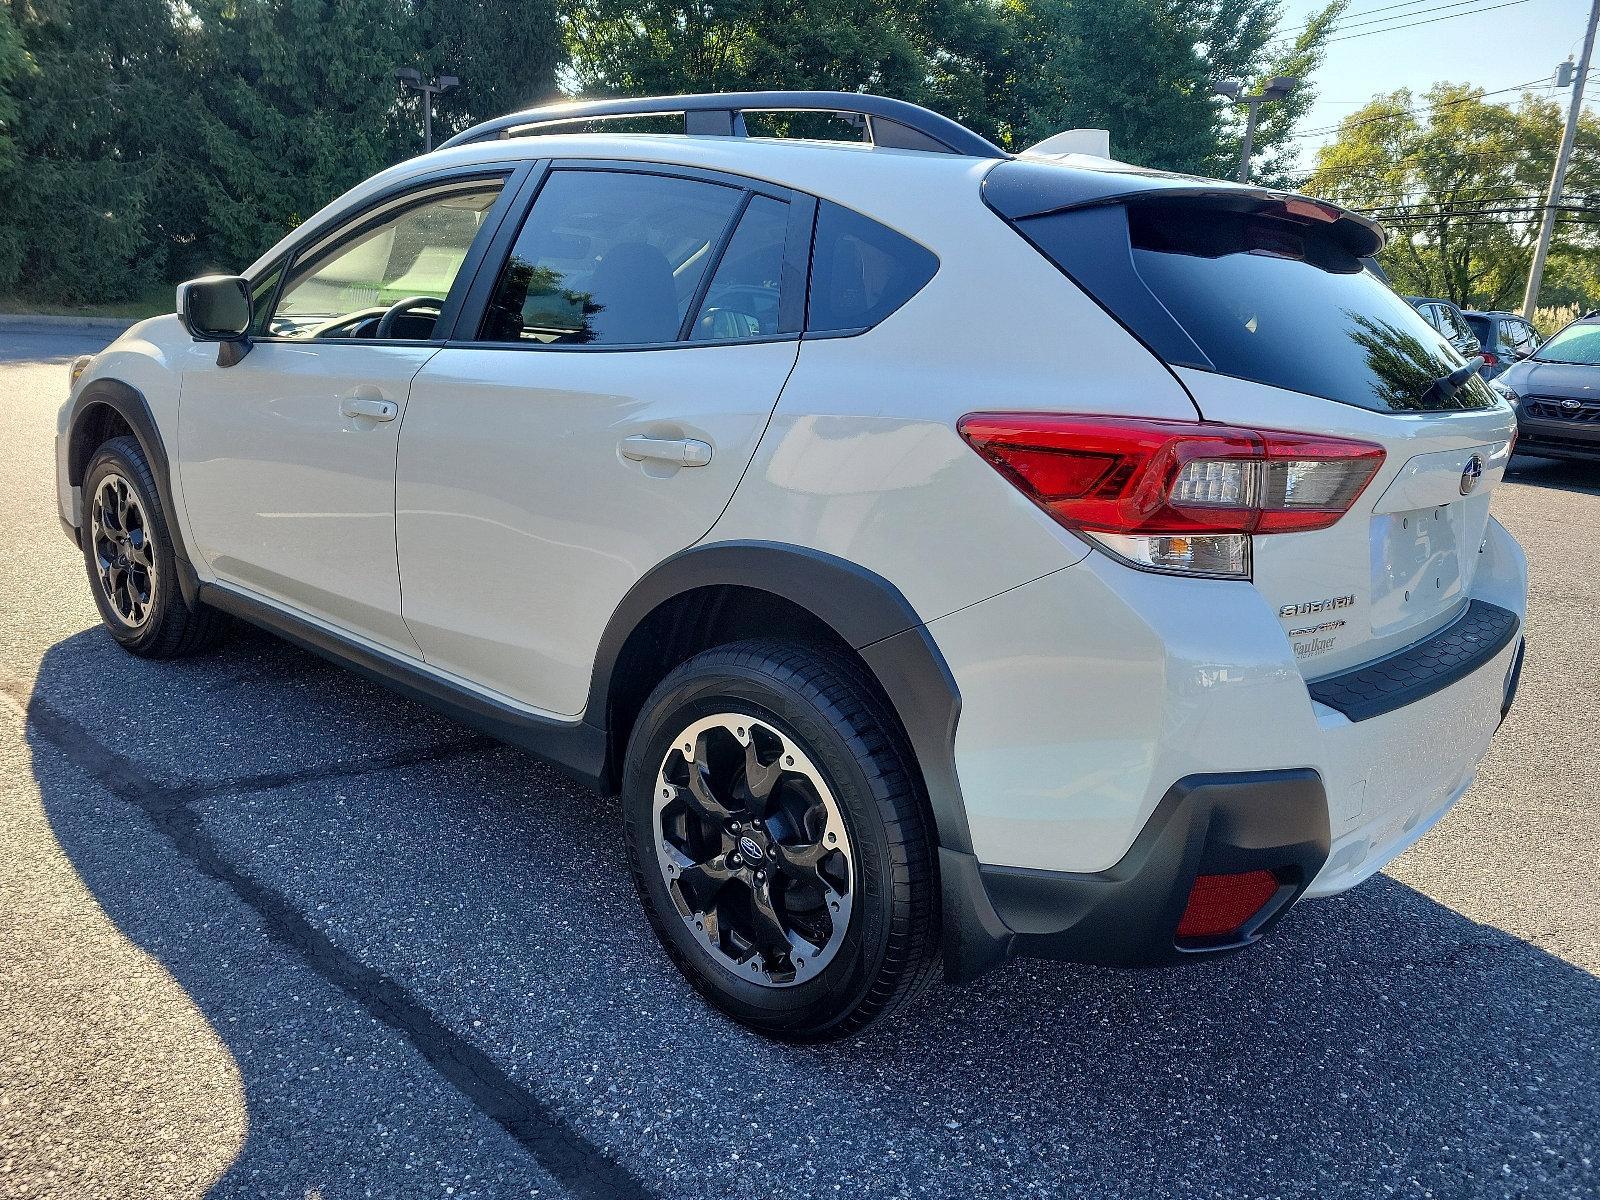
[176,275,253,366]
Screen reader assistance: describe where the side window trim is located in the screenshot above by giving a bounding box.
[676,190,755,341]
[440,160,553,343]
[447,159,809,351]
[780,195,818,336]
[252,163,529,346]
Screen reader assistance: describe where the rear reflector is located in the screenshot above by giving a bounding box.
[957,414,1385,577]
[1176,870,1281,940]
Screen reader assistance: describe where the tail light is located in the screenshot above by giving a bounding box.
[1480,351,1499,367]
[1176,870,1281,940]
[957,414,1385,578]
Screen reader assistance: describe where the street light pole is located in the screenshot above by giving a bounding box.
[1214,76,1299,184]
[1522,0,1599,319]
[394,69,460,153]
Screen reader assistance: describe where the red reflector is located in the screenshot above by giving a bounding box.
[1176,870,1280,940]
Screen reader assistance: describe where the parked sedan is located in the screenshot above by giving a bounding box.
[1463,310,1542,379]
[1496,311,1600,462]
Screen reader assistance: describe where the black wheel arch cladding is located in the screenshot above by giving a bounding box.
[67,378,203,609]
[588,541,974,856]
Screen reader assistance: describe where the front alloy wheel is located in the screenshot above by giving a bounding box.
[653,713,854,987]
[90,472,157,628]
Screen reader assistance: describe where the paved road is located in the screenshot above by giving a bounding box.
[1,329,1596,1199]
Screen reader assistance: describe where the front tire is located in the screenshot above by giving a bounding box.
[82,435,226,658]
[622,640,939,1040]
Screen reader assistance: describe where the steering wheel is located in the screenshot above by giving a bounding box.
[375,296,445,340]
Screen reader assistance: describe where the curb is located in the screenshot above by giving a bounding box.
[0,313,142,335]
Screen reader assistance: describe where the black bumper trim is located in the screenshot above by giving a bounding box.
[944,769,1330,978]
[1307,600,1520,723]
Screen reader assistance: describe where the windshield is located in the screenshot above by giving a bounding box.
[1533,322,1600,365]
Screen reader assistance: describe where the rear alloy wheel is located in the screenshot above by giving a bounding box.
[652,712,855,987]
[623,640,939,1040]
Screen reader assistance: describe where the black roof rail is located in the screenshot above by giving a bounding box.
[437,91,1008,159]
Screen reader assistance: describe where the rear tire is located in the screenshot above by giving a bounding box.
[82,435,227,658]
[622,639,939,1040]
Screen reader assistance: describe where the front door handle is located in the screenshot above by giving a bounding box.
[620,435,713,468]
[340,396,399,422]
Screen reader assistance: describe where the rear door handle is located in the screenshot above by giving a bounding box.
[620,435,713,467]
[340,396,399,422]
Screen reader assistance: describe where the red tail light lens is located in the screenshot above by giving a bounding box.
[1176,870,1281,940]
[1480,351,1498,367]
[957,414,1385,577]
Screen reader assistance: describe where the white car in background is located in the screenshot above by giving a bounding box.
[57,92,1527,1039]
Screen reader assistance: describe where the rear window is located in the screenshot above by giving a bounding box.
[1463,314,1492,344]
[1533,321,1600,365]
[1015,201,1497,413]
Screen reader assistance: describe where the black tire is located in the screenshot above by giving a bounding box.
[81,435,227,658]
[622,639,939,1040]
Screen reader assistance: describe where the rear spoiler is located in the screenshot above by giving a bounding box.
[985,158,1385,258]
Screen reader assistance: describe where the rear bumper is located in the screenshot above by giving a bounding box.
[927,517,1528,981]
[978,770,1329,966]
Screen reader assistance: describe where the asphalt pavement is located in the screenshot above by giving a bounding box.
[1,329,1596,1199]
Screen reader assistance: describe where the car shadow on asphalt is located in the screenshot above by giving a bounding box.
[1506,456,1600,496]
[23,625,1600,1199]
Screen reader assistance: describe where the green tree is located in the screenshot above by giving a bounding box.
[0,4,31,285]
[174,0,414,275]
[1306,84,1600,310]
[411,0,563,140]
[1,0,184,302]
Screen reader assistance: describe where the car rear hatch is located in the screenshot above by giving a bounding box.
[983,158,1516,679]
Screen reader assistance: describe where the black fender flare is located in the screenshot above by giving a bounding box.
[66,379,203,608]
[589,540,1015,981]
[588,540,975,857]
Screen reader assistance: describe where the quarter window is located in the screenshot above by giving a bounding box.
[690,195,790,341]
[478,170,743,345]
[807,202,938,334]
[268,182,504,340]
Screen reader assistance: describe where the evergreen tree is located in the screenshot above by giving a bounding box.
[0,5,30,285]
[175,0,414,274]
[1,0,184,302]
[412,0,563,139]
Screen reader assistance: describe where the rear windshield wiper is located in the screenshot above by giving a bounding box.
[1421,357,1484,407]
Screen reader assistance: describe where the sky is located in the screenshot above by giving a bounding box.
[1279,0,1597,166]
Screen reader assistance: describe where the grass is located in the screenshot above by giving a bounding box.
[0,287,173,321]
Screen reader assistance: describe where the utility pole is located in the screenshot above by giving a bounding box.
[1522,0,1598,319]
[1214,76,1299,183]
[394,69,460,153]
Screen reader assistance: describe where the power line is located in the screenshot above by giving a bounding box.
[1329,0,1519,37]
[1324,0,1532,44]
[1279,0,1439,39]
[1289,75,1561,139]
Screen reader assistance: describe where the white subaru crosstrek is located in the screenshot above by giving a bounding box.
[57,92,1528,1039]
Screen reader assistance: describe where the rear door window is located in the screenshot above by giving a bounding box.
[807,202,937,334]
[477,169,743,345]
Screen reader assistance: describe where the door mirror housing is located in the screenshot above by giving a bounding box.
[177,275,254,365]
